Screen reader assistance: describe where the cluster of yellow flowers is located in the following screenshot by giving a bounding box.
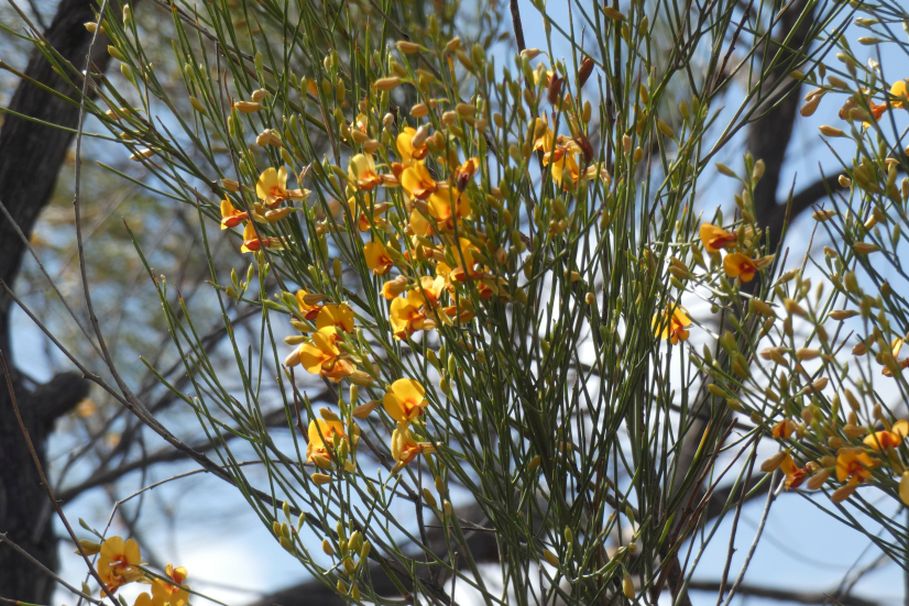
[301,380,434,477]
[80,536,189,605]
[653,221,772,346]
[213,51,615,488]
[698,223,772,284]
[219,75,541,477]
[740,75,909,505]
[220,166,309,252]
[762,401,909,504]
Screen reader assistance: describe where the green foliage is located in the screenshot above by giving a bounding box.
[20,0,909,603]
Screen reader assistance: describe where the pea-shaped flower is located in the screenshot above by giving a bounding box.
[383,378,428,422]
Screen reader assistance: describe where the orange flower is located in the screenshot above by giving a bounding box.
[220,198,249,229]
[771,418,798,439]
[415,275,446,308]
[315,303,355,333]
[256,166,308,207]
[389,290,430,339]
[723,252,758,283]
[347,195,389,231]
[364,241,394,275]
[401,161,438,200]
[97,536,143,594]
[699,223,737,253]
[348,153,382,191]
[427,186,471,231]
[532,117,554,153]
[653,304,691,345]
[543,137,582,187]
[778,453,808,490]
[240,222,283,253]
[391,422,434,466]
[863,429,903,451]
[866,79,909,126]
[292,327,354,381]
[381,275,409,300]
[835,447,877,483]
[306,418,348,468]
[295,289,323,320]
[445,237,481,282]
[455,157,479,190]
[134,564,189,606]
[396,126,430,163]
[383,378,428,422]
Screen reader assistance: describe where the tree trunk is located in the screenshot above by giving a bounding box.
[0,0,109,600]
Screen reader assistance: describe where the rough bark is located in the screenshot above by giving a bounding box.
[0,0,108,600]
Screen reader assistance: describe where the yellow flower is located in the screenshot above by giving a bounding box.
[863,429,903,451]
[134,564,189,606]
[416,275,446,308]
[306,418,348,468]
[295,326,355,381]
[653,304,691,345]
[401,161,438,199]
[381,275,409,300]
[364,241,394,275]
[219,198,248,229]
[383,378,428,422]
[427,186,471,231]
[240,222,283,253]
[256,166,307,207]
[347,195,389,231]
[409,206,434,237]
[455,157,479,191]
[389,290,429,339]
[543,137,581,187]
[445,237,481,282]
[890,79,909,108]
[900,471,909,506]
[835,447,877,483]
[315,303,355,333]
[866,79,909,126]
[396,126,429,163]
[348,153,382,191]
[771,418,798,439]
[723,252,758,283]
[698,223,737,253]
[391,422,434,466]
[97,536,143,594]
[295,289,324,320]
[778,453,808,490]
[531,117,554,153]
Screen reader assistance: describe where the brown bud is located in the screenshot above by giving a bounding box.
[578,56,595,87]
[575,136,594,163]
[547,73,564,105]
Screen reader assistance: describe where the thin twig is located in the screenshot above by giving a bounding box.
[0,532,97,602]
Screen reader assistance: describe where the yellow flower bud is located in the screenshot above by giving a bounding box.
[818,125,845,137]
[395,40,423,54]
[373,76,401,91]
[622,572,635,598]
[900,472,909,506]
[311,472,332,485]
[233,101,262,113]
